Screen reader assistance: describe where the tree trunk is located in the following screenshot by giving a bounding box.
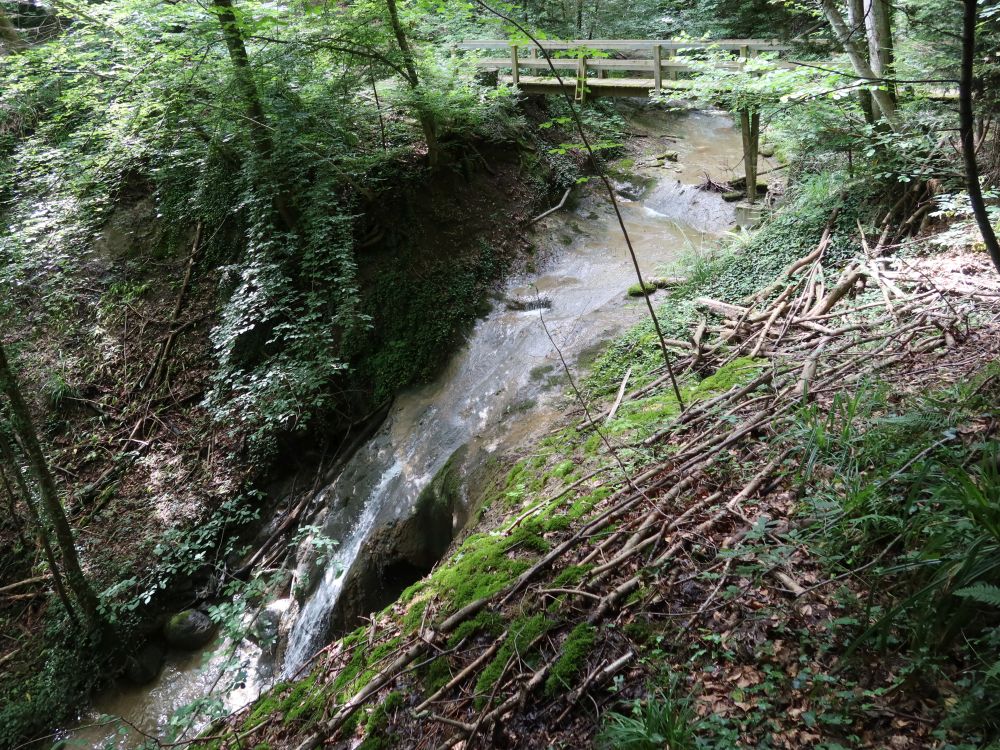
[819,0,899,129]
[846,0,876,124]
[0,437,79,627]
[210,0,297,228]
[0,463,31,554]
[0,5,26,52]
[864,0,896,105]
[960,0,1000,274]
[740,108,761,204]
[384,0,440,168]
[0,343,100,627]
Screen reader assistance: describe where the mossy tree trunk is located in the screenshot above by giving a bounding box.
[0,342,100,629]
[864,0,896,108]
[960,0,1000,274]
[0,436,79,627]
[819,0,899,130]
[384,0,440,168]
[210,0,297,228]
[740,108,760,204]
[846,0,876,125]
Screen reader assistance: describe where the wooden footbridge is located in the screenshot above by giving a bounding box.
[458,38,811,208]
[456,39,802,100]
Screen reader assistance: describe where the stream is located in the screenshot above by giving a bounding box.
[62,106,751,749]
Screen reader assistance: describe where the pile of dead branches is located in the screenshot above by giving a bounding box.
[236,217,999,750]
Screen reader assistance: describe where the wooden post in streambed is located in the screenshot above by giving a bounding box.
[739,107,761,204]
[511,44,519,86]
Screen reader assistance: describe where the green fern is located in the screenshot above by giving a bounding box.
[955,583,1000,608]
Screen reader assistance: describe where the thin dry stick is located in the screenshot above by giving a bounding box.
[472,0,684,410]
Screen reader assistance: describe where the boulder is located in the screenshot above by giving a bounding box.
[760,143,776,158]
[163,609,216,650]
[124,641,165,684]
[251,604,282,651]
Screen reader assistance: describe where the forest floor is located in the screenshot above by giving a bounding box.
[228,168,1000,749]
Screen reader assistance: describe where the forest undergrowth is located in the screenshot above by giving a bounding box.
[0,104,583,748]
[226,173,1000,750]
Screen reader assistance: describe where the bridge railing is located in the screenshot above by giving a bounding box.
[455,38,797,94]
[454,39,793,52]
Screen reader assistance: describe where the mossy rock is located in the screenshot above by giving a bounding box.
[760,143,776,157]
[627,281,657,297]
[163,610,215,650]
[655,150,679,162]
[650,276,685,289]
[124,642,165,684]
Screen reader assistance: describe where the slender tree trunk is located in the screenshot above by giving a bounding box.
[864,0,895,104]
[0,343,100,627]
[370,67,388,152]
[0,463,31,553]
[0,439,79,627]
[740,109,761,204]
[960,0,1000,274]
[576,0,583,35]
[819,0,899,129]
[211,0,297,228]
[847,0,876,124]
[587,0,601,39]
[384,0,440,168]
[0,5,26,52]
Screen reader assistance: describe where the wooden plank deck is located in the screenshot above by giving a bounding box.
[498,74,694,98]
[477,58,746,74]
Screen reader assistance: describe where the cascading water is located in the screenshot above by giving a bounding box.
[63,107,763,749]
[282,455,403,674]
[278,106,752,677]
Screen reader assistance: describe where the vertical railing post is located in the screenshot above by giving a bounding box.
[576,56,587,102]
[511,44,519,86]
[653,44,662,94]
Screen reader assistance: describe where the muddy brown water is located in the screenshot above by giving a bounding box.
[61,107,753,749]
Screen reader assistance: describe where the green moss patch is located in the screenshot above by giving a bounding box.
[552,564,596,588]
[474,614,552,707]
[545,623,597,696]
[399,531,535,629]
[447,610,505,648]
[627,281,658,297]
[358,691,404,750]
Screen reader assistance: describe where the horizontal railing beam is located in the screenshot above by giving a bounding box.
[473,58,804,73]
[455,38,793,51]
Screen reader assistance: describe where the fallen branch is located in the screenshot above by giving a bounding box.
[605,367,632,424]
[0,574,51,594]
[529,188,571,225]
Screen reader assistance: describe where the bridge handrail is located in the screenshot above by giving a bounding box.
[455,39,793,52]
[473,58,807,73]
